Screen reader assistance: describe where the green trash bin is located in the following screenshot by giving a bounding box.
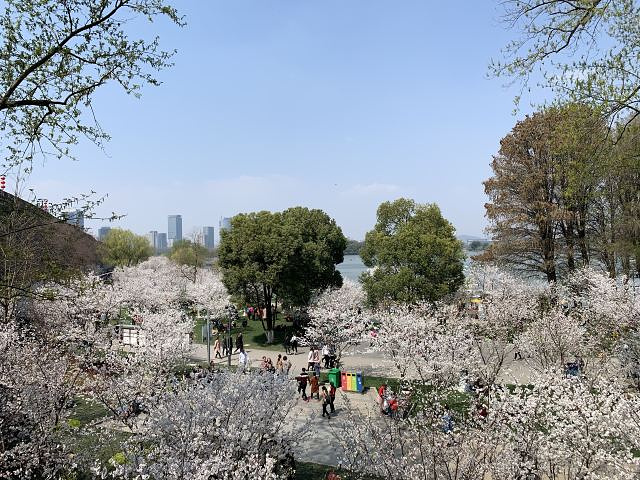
[328,368,341,387]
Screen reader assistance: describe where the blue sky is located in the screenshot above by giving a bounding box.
[24,1,538,241]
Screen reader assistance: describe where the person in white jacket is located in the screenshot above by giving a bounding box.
[238,349,249,373]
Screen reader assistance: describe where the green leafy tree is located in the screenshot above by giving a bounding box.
[169,239,210,282]
[170,239,209,268]
[218,207,346,341]
[0,0,183,172]
[360,198,464,306]
[99,228,152,267]
[468,240,490,252]
[344,239,365,255]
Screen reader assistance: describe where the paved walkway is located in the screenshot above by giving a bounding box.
[190,342,397,377]
[189,342,535,384]
[188,342,537,468]
[190,343,385,467]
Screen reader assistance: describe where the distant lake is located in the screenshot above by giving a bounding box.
[338,252,478,283]
[337,255,368,282]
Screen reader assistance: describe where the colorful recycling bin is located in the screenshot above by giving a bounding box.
[328,368,341,387]
[341,371,364,393]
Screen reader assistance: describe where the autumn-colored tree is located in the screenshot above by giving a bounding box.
[485,111,561,282]
[484,105,608,281]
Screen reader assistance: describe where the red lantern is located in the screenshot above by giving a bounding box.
[0,176,5,190]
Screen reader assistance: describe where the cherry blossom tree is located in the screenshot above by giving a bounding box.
[93,372,300,480]
[303,279,367,366]
[328,301,498,479]
[0,320,81,479]
[369,303,476,385]
[336,399,499,480]
[333,266,640,479]
[464,265,544,385]
[185,267,230,317]
[490,371,640,480]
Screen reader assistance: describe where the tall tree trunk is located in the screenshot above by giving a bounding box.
[541,223,557,283]
[576,214,589,266]
[560,220,575,271]
[622,254,631,277]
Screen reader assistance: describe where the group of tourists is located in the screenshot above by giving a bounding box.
[212,332,245,359]
[305,344,337,373]
[295,367,337,419]
[284,334,300,354]
[259,353,293,375]
[244,305,267,321]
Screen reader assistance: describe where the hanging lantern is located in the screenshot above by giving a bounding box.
[0,176,5,191]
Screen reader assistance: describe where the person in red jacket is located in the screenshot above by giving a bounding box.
[377,384,387,413]
[329,383,336,413]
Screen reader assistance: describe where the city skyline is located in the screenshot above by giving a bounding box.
[96,214,223,247]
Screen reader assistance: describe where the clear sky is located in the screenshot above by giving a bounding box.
[23,1,536,241]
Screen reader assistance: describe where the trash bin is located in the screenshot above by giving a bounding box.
[341,371,348,391]
[356,371,364,392]
[328,368,341,387]
[348,372,357,391]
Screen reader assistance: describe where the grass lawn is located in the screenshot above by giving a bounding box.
[193,312,300,351]
[65,397,131,479]
[295,462,380,480]
[295,462,337,479]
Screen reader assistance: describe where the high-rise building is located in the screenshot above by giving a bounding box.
[147,231,158,252]
[168,215,182,246]
[202,226,215,250]
[220,217,232,232]
[63,209,84,229]
[98,226,111,241]
[157,233,168,252]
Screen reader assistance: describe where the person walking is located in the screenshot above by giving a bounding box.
[307,348,315,370]
[312,348,321,377]
[235,332,244,353]
[322,344,331,369]
[276,354,283,373]
[296,368,309,401]
[213,336,222,359]
[290,334,299,354]
[283,355,292,375]
[329,383,336,413]
[310,373,320,400]
[284,334,291,355]
[238,348,249,373]
[321,386,331,419]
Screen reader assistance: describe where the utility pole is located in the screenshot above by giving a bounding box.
[206,311,211,365]
[227,309,232,368]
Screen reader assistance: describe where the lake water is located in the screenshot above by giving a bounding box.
[337,255,368,282]
[337,252,477,283]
